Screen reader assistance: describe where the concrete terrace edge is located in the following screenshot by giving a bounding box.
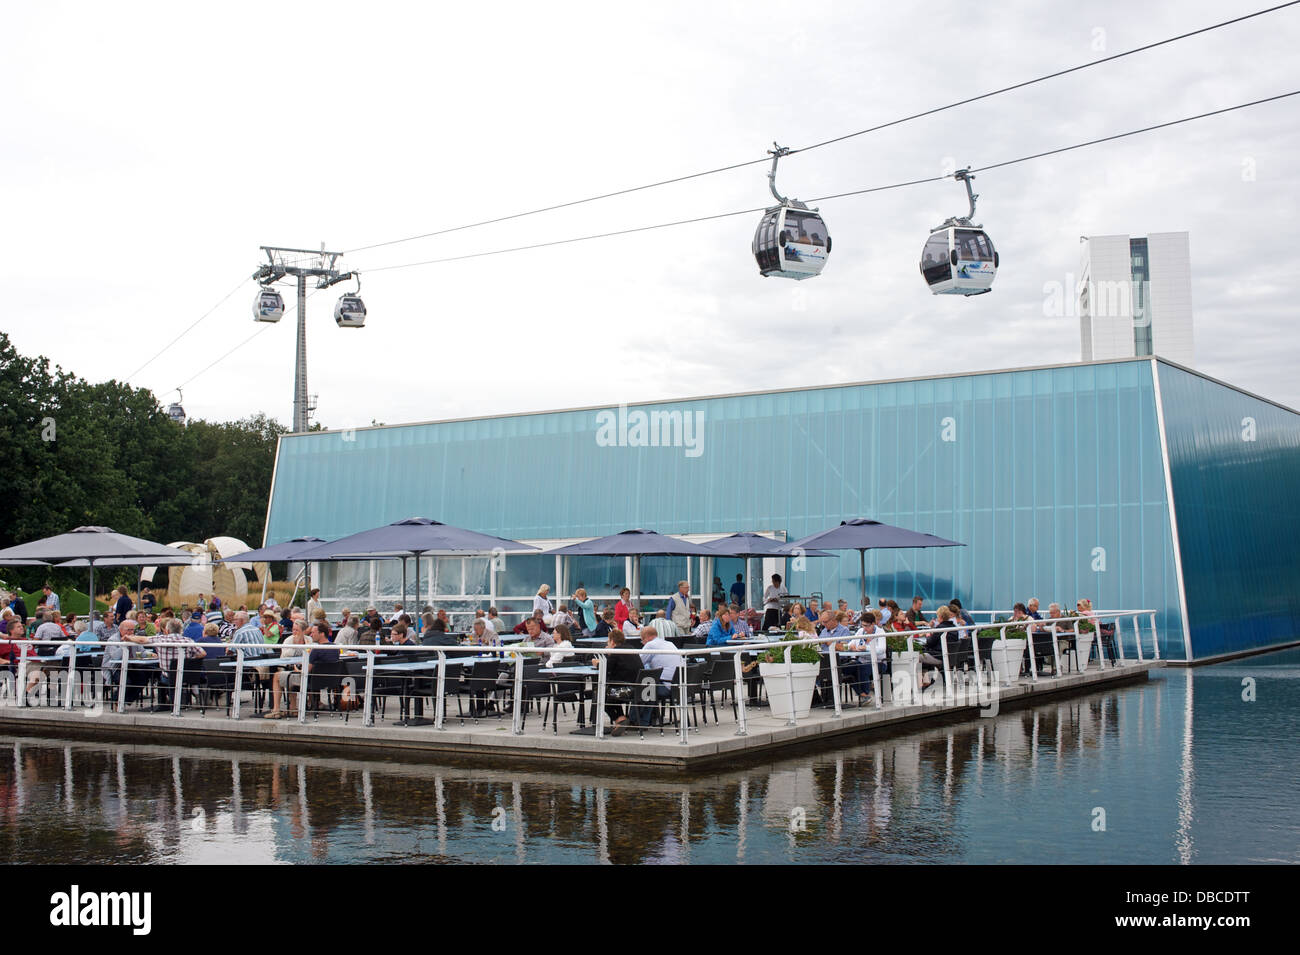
[0,663,1160,773]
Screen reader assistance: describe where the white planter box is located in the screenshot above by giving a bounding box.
[758,661,820,720]
[890,651,921,703]
[1076,633,1095,671]
[990,638,1027,686]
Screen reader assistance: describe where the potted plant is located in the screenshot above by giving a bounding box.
[987,616,1028,686]
[756,631,822,720]
[1075,619,1096,672]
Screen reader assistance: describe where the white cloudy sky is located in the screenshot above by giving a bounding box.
[4,0,1298,428]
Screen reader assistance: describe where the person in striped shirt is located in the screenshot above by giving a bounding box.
[227,611,272,658]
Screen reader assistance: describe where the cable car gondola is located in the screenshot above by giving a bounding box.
[334,274,366,328]
[167,390,187,427]
[253,287,285,322]
[752,144,830,280]
[920,168,998,296]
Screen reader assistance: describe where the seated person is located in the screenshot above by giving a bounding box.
[628,626,677,727]
[920,606,958,688]
[544,624,574,666]
[597,630,642,736]
[706,608,736,647]
[423,619,460,647]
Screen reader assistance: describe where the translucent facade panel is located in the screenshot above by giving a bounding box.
[268,360,1187,656]
[1157,363,1300,659]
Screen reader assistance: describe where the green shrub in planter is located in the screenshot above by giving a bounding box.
[756,632,823,665]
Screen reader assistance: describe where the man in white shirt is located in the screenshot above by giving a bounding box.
[843,612,887,703]
[630,626,678,726]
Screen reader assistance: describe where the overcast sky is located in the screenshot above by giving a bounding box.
[4,0,1298,429]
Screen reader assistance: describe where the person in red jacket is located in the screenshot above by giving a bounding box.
[614,588,632,629]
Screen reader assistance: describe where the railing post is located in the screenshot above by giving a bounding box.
[1149,612,1161,660]
[172,652,185,716]
[827,639,843,718]
[1049,623,1063,678]
[1132,616,1142,663]
[595,653,608,740]
[511,653,524,735]
[117,651,129,713]
[363,650,375,727]
[64,650,77,710]
[1026,624,1039,684]
[434,650,447,731]
[732,651,748,736]
[233,647,245,720]
[868,643,882,710]
[297,657,310,724]
[970,626,982,682]
[939,629,953,701]
[783,644,796,728]
[16,649,29,709]
[678,651,689,745]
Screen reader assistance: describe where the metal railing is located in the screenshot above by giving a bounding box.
[0,609,1160,745]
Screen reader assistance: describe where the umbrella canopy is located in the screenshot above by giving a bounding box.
[214,537,328,563]
[546,529,719,603]
[0,526,196,622]
[292,519,537,632]
[698,533,833,558]
[545,528,717,557]
[295,518,536,561]
[0,526,194,564]
[786,519,964,609]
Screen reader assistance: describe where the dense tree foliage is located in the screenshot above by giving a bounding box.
[0,332,285,589]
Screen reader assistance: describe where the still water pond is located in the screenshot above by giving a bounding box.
[3,649,1297,864]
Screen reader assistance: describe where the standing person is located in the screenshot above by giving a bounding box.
[7,591,29,626]
[139,586,155,613]
[113,587,133,623]
[762,574,787,631]
[667,581,692,635]
[306,589,323,622]
[614,588,632,630]
[41,584,61,613]
[711,577,725,609]
[533,585,554,617]
[571,588,597,635]
[729,574,746,608]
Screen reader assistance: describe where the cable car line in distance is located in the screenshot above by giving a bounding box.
[343,1,1300,257]
[126,276,251,381]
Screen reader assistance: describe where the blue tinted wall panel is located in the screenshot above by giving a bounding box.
[1157,363,1300,659]
[267,360,1185,655]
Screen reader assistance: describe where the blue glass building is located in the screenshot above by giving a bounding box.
[264,358,1300,663]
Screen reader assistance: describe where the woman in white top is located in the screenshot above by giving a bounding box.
[545,624,574,666]
[533,585,554,616]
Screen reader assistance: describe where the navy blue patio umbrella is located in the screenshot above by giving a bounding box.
[786,519,964,610]
[699,533,833,609]
[293,519,538,629]
[546,529,719,604]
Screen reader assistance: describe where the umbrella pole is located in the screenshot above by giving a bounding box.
[401,557,407,615]
[89,561,95,624]
[414,552,421,636]
[859,549,866,612]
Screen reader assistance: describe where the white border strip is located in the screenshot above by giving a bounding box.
[1150,359,1194,662]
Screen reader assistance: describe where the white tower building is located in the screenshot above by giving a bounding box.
[1079,232,1194,365]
